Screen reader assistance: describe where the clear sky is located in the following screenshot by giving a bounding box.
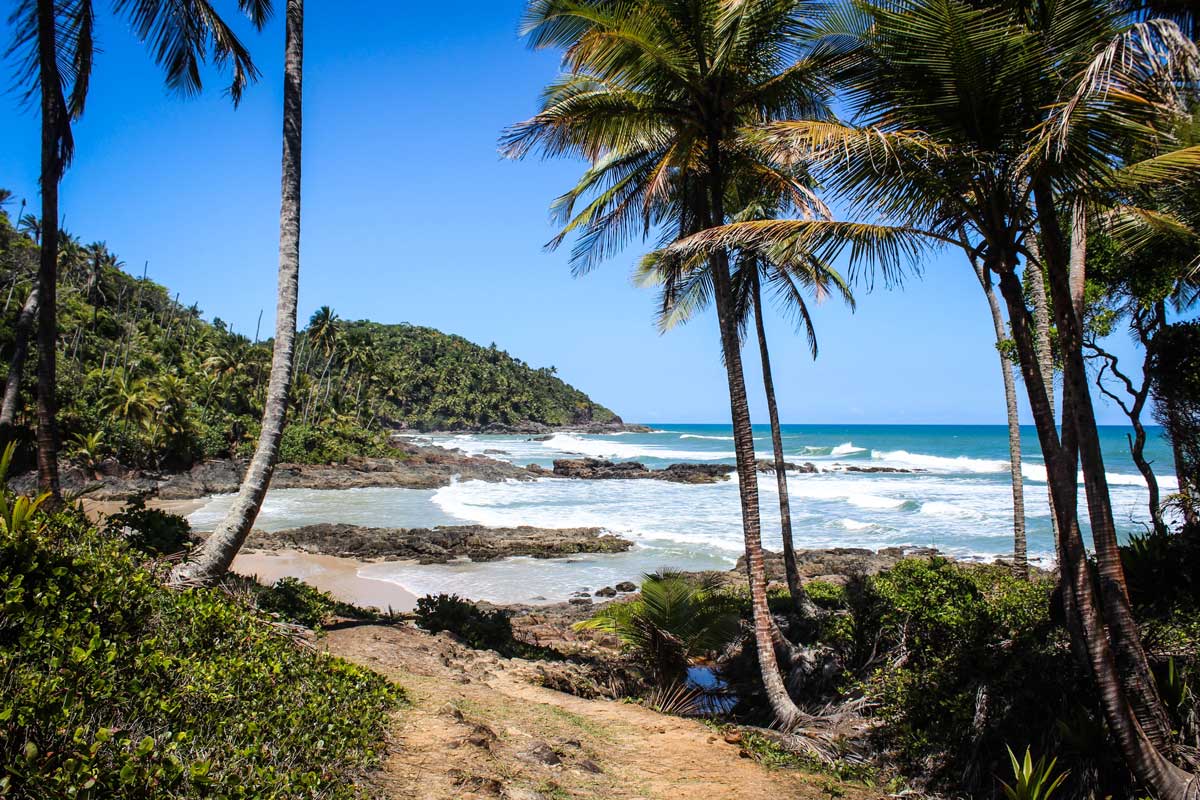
[0,1,1140,425]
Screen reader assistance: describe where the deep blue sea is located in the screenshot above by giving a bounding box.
[189,424,1176,604]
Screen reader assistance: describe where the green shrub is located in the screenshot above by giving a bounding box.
[254,576,376,629]
[857,560,1084,793]
[101,495,192,556]
[276,422,392,465]
[803,580,847,610]
[415,593,515,652]
[0,510,400,798]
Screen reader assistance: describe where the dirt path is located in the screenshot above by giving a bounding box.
[323,624,878,800]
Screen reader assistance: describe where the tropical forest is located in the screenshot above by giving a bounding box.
[2,1,1200,799]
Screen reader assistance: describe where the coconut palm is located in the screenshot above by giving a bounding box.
[663,0,1200,791]
[639,175,853,616]
[963,239,1028,578]
[6,0,270,498]
[505,0,836,729]
[174,0,304,586]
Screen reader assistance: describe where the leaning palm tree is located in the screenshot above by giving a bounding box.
[505,0,834,729]
[664,1,1200,793]
[173,0,304,586]
[6,0,270,498]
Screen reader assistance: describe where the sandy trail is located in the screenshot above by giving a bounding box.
[323,624,877,800]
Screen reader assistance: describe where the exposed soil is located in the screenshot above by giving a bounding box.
[323,623,879,800]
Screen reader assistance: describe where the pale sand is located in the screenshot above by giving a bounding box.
[81,497,207,522]
[232,549,418,613]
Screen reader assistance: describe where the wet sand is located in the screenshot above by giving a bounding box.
[232,549,418,613]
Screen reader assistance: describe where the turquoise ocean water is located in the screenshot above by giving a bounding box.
[190,424,1176,604]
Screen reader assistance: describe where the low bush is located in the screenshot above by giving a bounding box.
[415,593,515,652]
[0,510,400,798]
[253,576,378,629]
[101,495,191,556]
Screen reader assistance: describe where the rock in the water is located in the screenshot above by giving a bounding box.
[568,597,592,606]
[615,581,637,593]
[594,586,617,597]
[227,523,633,563]
[551,458,735,484]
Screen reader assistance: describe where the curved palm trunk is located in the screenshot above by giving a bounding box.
[172,0,303,586]
[1,285,40,429]
[703,144,804,730]
[35,0,63,499]
[750,273,814,617]
[1034,181,1173,754]
[973,262,1027,578]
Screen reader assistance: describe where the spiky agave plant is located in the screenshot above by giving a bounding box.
[999,746,1069,800]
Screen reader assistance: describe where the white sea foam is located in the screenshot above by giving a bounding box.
[680,434,735,441]
[541,432,734,461]
[872,449,1010,473]
[831,442,867,457]
[1019,463,1177,489]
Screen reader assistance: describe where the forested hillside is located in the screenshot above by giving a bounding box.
[0,207,617,469]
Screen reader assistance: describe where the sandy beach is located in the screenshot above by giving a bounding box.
[231,549,419,612]
[81,497,208,522]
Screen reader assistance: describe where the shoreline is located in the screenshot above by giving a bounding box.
[232,549,419,612]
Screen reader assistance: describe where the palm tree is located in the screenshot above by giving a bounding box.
[665,1,1200,791]
[506,0,835,728]
[6,0,269,498]
[639,177,853,616]
[174,0,304,586]
[963,239,1028,578]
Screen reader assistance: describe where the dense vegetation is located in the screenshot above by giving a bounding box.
[0,207,615,471]
[0,507,399,798]
[577,546,1200,798]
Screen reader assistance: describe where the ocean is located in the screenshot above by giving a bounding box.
[188,424,1177,605]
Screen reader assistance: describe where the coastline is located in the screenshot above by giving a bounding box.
[232,549,419,612]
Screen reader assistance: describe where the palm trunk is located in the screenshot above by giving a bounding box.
[35,0,63,499]
[1033,179,1174,756]
[995,260,1196,797]
[1,285,40,429]
[703,137,804,730]
[750,272,813,617]
[973,261,1027,578]
[172,0,303,585]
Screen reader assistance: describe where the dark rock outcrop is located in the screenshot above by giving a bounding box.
[731,546,942,586]
[756,459,819,474]
[21,441,535,501]
[233,523,633,563]
[551,458,735,484]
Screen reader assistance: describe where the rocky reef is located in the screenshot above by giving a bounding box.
[230,522,633,563]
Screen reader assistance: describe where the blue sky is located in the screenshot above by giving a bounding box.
[0,1,1140,425]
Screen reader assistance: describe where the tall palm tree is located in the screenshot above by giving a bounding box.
[667,1,1200,791]
[963,239,1028,578]
[174,0,304,586]
[505,0,833,728]
[640,178,853,616]
[6,0,269,498]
